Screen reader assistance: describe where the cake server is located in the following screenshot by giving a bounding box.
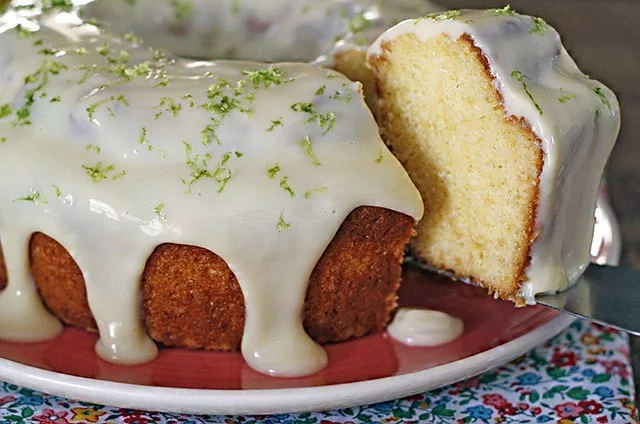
[536,264,640,336]
[405,259,640,336]
[405,189,640,335]
[534,190,640,334]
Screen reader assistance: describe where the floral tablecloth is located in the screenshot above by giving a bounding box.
[0,320,637,424]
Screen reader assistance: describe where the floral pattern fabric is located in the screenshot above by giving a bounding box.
[0,320,637,423]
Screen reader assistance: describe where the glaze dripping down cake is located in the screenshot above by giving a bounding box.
[0,3,423,377]
[368,8,620,305]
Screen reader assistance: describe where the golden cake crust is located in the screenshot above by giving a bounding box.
[29,232,97,331]
[0,206,415,349]
[458,34,543,303]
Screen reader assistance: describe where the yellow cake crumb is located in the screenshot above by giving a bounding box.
[370,33,543,304]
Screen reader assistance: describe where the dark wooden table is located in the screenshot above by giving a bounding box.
[439,0,640,404]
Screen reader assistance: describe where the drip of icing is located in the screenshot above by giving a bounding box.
[0,7,423,376]
[368,9,620,302]
[387,308,463,346]
[0,229,63,341]
[84,0,440,62]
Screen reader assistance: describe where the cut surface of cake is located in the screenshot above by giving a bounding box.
[368,8,620,305]
[0,3,423,377]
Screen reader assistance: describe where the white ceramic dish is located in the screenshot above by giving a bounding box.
[0,314,574,415]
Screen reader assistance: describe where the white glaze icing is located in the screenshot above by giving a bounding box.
[387,308,463,346]
[368,9,620,302]
[0,5,423,376]
[83,0,440,62]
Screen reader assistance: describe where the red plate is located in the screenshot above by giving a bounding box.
[0,266,559,390]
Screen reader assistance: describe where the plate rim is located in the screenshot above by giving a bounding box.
[0,314,574,415]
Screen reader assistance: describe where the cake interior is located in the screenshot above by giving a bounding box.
[334,49,377,110]
[371,33,544,302]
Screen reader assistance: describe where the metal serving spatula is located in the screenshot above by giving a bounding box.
[406,191,639,335]
[405,258,640,336]
[536,264,640,336]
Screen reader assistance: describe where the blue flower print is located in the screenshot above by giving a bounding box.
[14,396,44,407]
[464,405,493,420]
[594,386,614,399]
[517,372,542,385]
[372,400,395,414]
[436,395,451,405]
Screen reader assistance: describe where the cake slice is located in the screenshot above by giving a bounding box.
[368,8,620,305]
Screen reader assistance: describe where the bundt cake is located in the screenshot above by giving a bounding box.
[0,2,423,377]
[368,8,620,305]
[0,0,622,379]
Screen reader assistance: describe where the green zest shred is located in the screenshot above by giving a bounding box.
[279,176,295,197]
[511,70,543,115]
[298,135,321,166]
[276,212,291,232]
[86,95,129,121]
[13,189,48,206]
[529,17,546,35]
[330,89,352,104]
[266,117,283,132]
[154,203,167,221]
[594,87,611,110]
[490,5,518,16]
[558,93,576,103]
[419,10,461,23]
[243,67,289,89]
[0,104,12,119]
[82,162,125,182]
[291,102,336,134]
[267,164,281,179]
[85,143,101,154]
[14,58,68,126]
[138,127,153,151]
[154,96,182,120]
[181,142,237,193]
[304,186,327,199]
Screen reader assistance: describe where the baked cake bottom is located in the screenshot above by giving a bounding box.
[0,206,415,351]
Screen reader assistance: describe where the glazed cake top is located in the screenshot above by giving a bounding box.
[0,1,423,377]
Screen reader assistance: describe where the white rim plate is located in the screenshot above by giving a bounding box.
[0,314,574,415]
